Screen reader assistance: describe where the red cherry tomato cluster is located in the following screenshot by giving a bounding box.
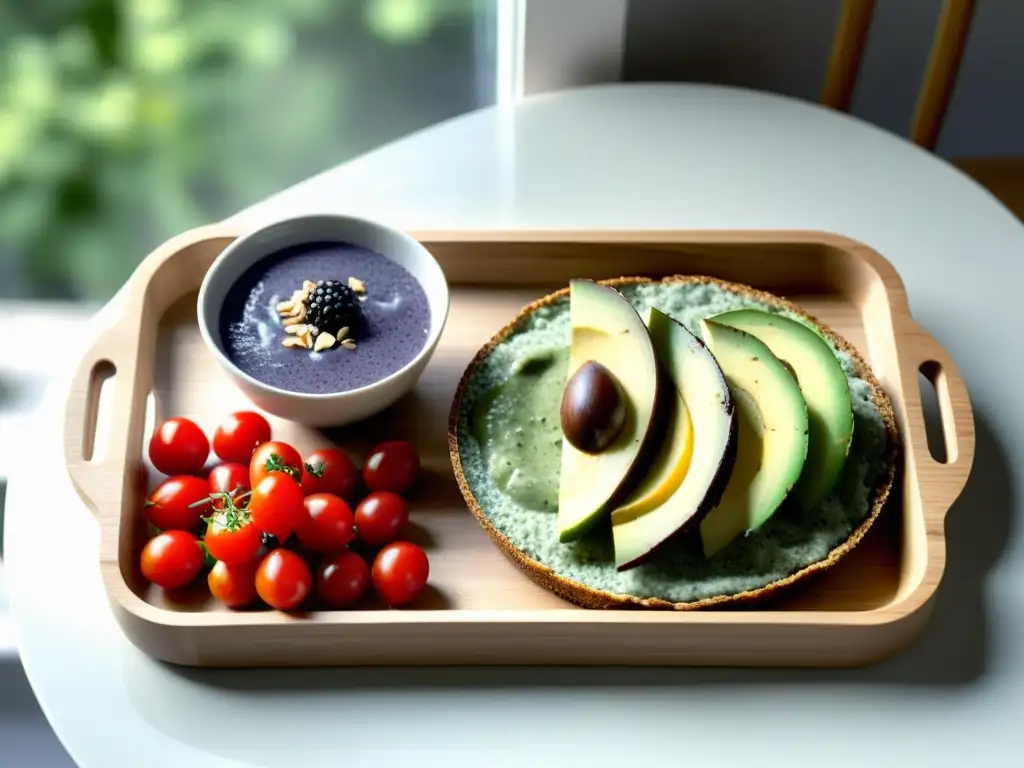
[140,412,430,612]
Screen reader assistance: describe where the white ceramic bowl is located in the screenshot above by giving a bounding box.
[197,214,450,427]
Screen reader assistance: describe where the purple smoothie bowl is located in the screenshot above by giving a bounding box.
[197,214,450,427]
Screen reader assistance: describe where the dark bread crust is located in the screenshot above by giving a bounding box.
[447,276,901,610]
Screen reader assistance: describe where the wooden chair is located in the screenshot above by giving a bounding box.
[821,0,1021,219]
[823,0,972,148]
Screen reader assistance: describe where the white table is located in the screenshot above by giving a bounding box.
[6,83,1023,767]
[0,301,97,659]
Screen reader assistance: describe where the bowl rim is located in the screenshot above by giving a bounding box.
[196,212,451,402]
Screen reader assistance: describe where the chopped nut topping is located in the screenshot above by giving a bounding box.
[314,332,336,352]
[284,306,307,326]
[279,279,365,351]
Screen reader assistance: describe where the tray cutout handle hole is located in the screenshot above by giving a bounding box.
[143,389,161,440]
[919,360,957,464]
[82,360,117,464]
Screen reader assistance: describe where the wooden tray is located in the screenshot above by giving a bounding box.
[63,226,974,668]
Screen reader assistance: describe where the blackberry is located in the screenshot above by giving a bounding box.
[303,280,363,338]
[256,531,279,559]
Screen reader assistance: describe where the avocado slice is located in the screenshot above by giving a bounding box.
[698,319,809,558]
[610,389,693,526]
[709,309,854,510]
[556,280,662,542]
[611,307,737,569]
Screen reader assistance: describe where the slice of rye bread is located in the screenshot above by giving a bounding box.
[447,275,901,610]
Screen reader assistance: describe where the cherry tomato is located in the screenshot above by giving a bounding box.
[140,530,204,589]
[372,541,429,606]
[143,475,211,532]
[316,551,370,608]
[148,417,209,476]
[212,411,272,464]
[301,448,360,501]
[208,463,251,509]
[208,560,259,608]
[249,473,305,540]
[203,508,262,565]
[296,493,355,553]
[250,441,303,486]
[353,491,408,547]
[255,549,312,611]
[362,441,420,495]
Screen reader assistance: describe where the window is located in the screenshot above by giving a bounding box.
[0,0,500,302]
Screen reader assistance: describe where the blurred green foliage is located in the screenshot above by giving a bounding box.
[0,0,493,300]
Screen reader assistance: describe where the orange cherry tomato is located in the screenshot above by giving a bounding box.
[208,559,259,609]
[255,549,312,611]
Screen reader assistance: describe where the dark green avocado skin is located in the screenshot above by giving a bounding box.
[613,307,739,571]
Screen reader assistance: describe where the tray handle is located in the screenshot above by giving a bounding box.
[63,316,146,523]
[901,321,975,521]
[62,223,237,524]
